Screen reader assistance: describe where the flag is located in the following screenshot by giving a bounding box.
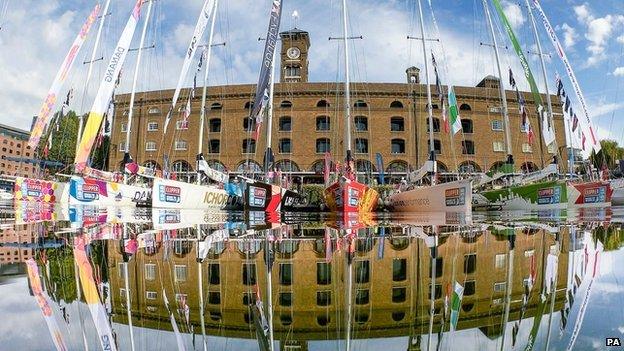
[432,53,449,133]
[375,153,384,185]
[510,68,534,144]
[180,93,192,127]
[323,152,331,184]
[572,114,579,132]
[447,86,461,134]
[450,281,464,331]
[581,132,586,150]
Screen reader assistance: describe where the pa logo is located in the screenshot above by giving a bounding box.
[606,337,622,347]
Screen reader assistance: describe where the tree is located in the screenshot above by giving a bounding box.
[590,139,624,170]
[46,111,80,166]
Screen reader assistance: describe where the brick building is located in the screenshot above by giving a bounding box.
[108,28,567,181]
[0,224,37,264]
[0,123,36,180]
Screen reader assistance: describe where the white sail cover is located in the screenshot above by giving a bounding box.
[163,0,215,133]
[75,0,143,165]
[198,159,229,183]
[28,4,100,149]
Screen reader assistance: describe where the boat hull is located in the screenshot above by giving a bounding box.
[388,179,472,213]
[13,177,69,204]
[324,178,379,213]
[152,178,240,210]
[69,176,149,207]
[567,181,612,207]
[480,180,568,211]
[244,181,306,212]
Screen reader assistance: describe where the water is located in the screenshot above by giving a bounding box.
[1,204,624,351]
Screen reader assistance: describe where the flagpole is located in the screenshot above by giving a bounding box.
[416,0,437,184]
[341,0,353,171]
[124,0,153,166]
[197,0,219,186]
[482,0,514,166]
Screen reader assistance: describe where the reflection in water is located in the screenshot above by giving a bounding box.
[0,207,623,350]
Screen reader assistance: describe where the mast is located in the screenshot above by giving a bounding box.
[123,261,136,351]
[416,0,437,184]
[197,0,219,185]
[123,0,154,165]
[341,0,353,166]
[197,226,208,351]
[500,233,514,351]
[526,0,557,162]
[482,0,514,165]
[264,56,277,177]
[77,0,111,154]
[265,234,275,351]
[345,244,353,351]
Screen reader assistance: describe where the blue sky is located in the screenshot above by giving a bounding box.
[0,0,622,143]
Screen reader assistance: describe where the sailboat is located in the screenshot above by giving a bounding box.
[324,0,379,214]
[387,0,472,213]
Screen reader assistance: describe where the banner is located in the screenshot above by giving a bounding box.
[25,259,68,351]
[449,281,464,331]
[250,0,283,140]
[14,177,69,204]
[492,0,555,147]
[74,236,117,351]
[375,153,384,185]
[532,0,600,153]
[152,177,234,210]
[75,0,143,165]
[28,4,100,149]
[163,0,216,133]
[69,176,149,207]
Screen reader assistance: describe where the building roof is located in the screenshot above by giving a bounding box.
[0,123,30,141]
[280,27,308,36]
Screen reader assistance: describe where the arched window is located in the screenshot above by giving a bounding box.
[143,160,161,170]
[316,138,331,153]
[207,160,226,172]
[242,138,256,154]
[210,102,223,110]
[390,117,404,131]
[490,161,506,172]
[460,103,472,111]
[244,101,254,109]
[434,139,442,155]
[386,161,408,173]
[243,117,256,132]
[391,139,405,154]
[355,138,368,153]
[427,103,440,110]
[278,138,292,153]
[521,162,538,173]
[274,159,300,172]
[356,160,376,172]
[392,312,405,322]
[209,118,221,132]
[427,118,441,132]
[280,100,293,108]
[148,107,161,115]
[172,160,192,173]
[236,160,262,173]
[310,159,333,173]
[316,116,330,131]
[208,140,220,154]
[317,100,330,108]
[354,100,368,108]
[458,161,481,173]
[354,116,368,131]
[279,116,292,131]
[390,100,404,108]
[462,119,473,133]
[462,140,475,155]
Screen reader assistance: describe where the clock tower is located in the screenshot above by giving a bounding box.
[279,28,310,83]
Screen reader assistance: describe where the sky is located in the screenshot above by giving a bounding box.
[0,0,622,144]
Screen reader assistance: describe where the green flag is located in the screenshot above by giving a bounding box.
[450,281,464,330]
[448,86,462,134]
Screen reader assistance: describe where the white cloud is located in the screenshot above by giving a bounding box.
[502,1,525,30]
[573,3,624,66]
[614,67,624,76]
[618,35,624,44]
[574,4,592,22]
[561,23,578,49]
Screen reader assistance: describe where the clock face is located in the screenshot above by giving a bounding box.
[287,47,301,59]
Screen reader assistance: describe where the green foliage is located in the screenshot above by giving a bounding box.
[302,184,325,207]
[592,225,624,251]
[46,247,78,304]
[46,111,80,167]
[590,139,624,170]
[91,135,110,171]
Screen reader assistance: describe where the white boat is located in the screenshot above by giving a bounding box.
[151,177,238,210]
[69,176,148,207]
[388,179,472,213]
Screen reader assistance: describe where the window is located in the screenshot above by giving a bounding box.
[280,263,292,286]
[434,139,442,155]
[244,101,253,109]
[494,282,507,293]
[355,261,370,284]
[118,142,126,152]
[242,139,256,154]
[391,139,405,154]
[392,312,405,322]
[390,117,405,131]
[354,100,368,108]
[464,280,476,296]
[174,140,188,151]
[121,123,127,132]
[354,116,368,131]
[317,291,331,306]
[429,284,443,300]
[279,138,292,153]
[316,116,330,131]
[460,103,472,111]
[493,141,505,152]
[176,120,189,130]
[243,117,256,131]
[210,102,223,110]
[495,254,506,269]
[209,140,220,154]
[355,312,369,324]
[208,263,220,284]
[462,140,475,155]
[429,257,444,278]
[317,263,331,285]
[148,107,161,115]
[461,119,473,133]
[427,118,441,132]
[355,138,368,153]
[390,100,404,108]
[392,287,407,303]
[281,100,293,108]
[146,291,157,300]
[147,122,159,131]
[317,100,330,108]
[393,259,407,281]
[464,254,476,274]
[209,118,221,132]
[492,120,503,131]
[145,141,157,151]
[316,138,331,153]
[524,249,535,257]
[145,264,156,281]
[317,315,330,326]
[284,66,300,78]
[522,143,533,153]
[279,292,292,306]
[279,116,292,131]
[355,289,369,305]
[243,263,256,285]
[174,265,187,282]
[208,291,221,305]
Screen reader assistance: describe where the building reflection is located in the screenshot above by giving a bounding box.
[106,224,570,349]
